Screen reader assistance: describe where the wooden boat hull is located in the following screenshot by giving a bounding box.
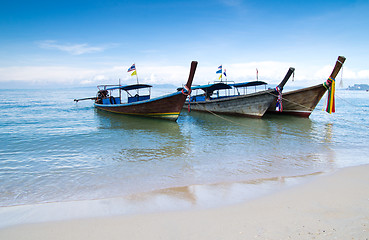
[267,56,346,118]
[183,67,295,118]
[93,61,198,121]
[267,84,327,118]
[94,92,188,121]
[184,89,277,118]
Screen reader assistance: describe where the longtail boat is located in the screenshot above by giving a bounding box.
[74,61,198,121]
[179,67,295,118]
[266,56,346,118]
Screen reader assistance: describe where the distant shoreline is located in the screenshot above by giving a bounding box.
[347,83,369,91]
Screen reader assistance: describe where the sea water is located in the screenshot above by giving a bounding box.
[0,87,368,227]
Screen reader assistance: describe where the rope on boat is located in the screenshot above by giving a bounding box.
[332,94,369,129]
[181,86,191,96]
[275,86,283,112]
[335,94,368,113]
[267,91,369,129]
[182,85,192,112]
[266,91,314,110]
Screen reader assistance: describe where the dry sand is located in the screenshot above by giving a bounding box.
[1,164,368,240]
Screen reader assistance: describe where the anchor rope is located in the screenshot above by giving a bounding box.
[335,94,368,113]
[266,91,311,110]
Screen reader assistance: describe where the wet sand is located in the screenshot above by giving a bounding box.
[1,164,368,240]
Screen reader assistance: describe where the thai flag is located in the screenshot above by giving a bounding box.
[127,64,136,72]
[216,65,222,74]
[223,69,227,77]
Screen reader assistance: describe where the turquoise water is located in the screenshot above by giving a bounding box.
[0,87,368,223]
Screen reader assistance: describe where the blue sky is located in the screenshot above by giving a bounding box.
[1,0,368,88]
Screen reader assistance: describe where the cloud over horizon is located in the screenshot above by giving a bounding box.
[0,60,365,89]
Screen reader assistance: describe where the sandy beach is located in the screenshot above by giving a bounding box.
[1,164,368,240]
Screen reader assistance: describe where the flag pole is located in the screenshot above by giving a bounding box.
[216,65,222,82]
[128,63,139,96]
[119,78,121,101]
[221,64,222,82]
[134,63,139,85]
[134,63,139,96]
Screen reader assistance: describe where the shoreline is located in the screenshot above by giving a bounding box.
[0,170,323,229]
[1,164,368,239]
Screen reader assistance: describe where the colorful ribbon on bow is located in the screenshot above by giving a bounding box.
[275,86,283,112]
[324,77,335,114]
[181,85,192,112]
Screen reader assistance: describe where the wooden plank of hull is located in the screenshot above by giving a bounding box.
[185,89,276,118]
[94,92,187,121]
[267,84,327,118]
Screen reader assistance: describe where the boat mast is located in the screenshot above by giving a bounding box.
[119,78,121,101]
[135,63,139,85]
[135,64,139,96]
[216,65,222,82]
[217,65,222,97]
[128,63,139,96]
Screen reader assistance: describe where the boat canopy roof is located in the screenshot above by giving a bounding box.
[192,83,232,92]
[105,84,152,91]
[230,81,267,88]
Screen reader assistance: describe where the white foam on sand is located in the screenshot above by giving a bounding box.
[1,165,368,239]
[0,172,319,229]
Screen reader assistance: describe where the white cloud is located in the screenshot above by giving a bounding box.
[0,66,115,86]
[37,40,115,55]
[357,70,369,79]
[93,75,109,81]
[0,61,367,88]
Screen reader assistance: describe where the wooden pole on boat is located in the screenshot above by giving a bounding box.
[329,56,346,80]
[119,78,121,101]
[74,97,96,102]
[185,61,198,90]
[220,67,223,82]
[277,67,295,90]
[323,56,346,90]
[132,63,139,95]
[135,64,139,85]
[324,56,346,114]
